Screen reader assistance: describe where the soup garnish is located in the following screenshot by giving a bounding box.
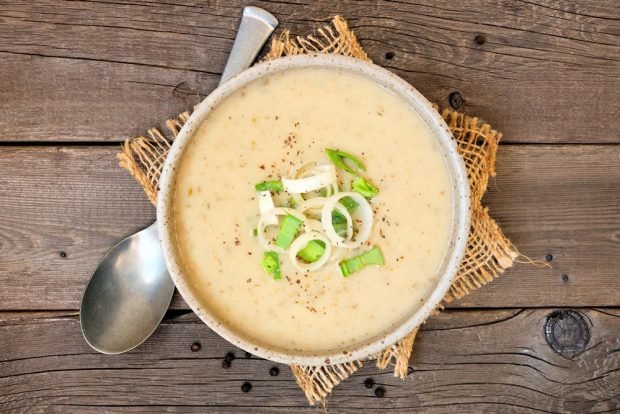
[253,148,385,279]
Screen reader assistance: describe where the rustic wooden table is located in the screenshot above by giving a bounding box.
[1,1,619,413]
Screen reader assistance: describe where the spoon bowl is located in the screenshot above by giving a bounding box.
[80,223,172,354]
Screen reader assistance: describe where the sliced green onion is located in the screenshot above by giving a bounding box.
[339,246,385,277]
[297,240,326,263]
[331,209,347,224]
[275,214,303,249]
[261,251,281,280]
[340,196,359,213]
[319,187,328,197]
[331,209,350,238]
[288,232,332,271]
[326,148,366,174]
[333,223,348,237]
[331,197,358,237]
[255,180,284,192]
[352,176,379,198]
[322,192,371,248]
[287,197,298,208]
[252,228,258,237]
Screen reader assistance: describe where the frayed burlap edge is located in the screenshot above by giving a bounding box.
[291,361,363,406]
[118,113,189,205]
[263,16,370,62]
[117,15,519,407]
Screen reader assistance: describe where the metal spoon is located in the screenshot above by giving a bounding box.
[80,6,278,354]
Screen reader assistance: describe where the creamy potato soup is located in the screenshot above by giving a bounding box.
[172,67,453,353]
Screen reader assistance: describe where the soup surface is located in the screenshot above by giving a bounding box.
[172,67,454,353]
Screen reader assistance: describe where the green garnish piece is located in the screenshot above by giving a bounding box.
[333,222,348,237]
[275,214,303,249]
[340,196,359,212]
[331,198,359,238]
[287,197,298,208]
[331,209,347,224]
[252,228,258,237]
[352,176,379,198]
[339,246,385,277]
[297,240,326,263]
[326,148,366,174]
[255,180,284,192]
[331,209,349,238]
[261,251,281,279]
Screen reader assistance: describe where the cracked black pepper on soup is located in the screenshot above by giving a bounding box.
[172,67,453,352]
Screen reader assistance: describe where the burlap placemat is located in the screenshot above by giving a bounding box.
[118,16,519,406]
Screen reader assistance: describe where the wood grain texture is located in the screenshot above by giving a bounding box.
[0,146,154,310]
[0,0,619,143]
[461,144,620,307]
[0,308,617,413]
[0,145,619,310]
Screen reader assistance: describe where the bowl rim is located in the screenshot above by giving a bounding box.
[157,53,471,365]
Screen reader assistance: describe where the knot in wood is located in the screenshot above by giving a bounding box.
[544,310,590,359]
[449,91,464,110]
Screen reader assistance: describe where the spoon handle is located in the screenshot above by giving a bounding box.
[220,7,278,85]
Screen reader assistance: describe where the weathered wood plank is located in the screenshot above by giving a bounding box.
[0,52,217,143]
[0,309,617,413]
[0,145,618,310]
[0,0,619,143]
[0,146,155,310]
[461,143,620,307]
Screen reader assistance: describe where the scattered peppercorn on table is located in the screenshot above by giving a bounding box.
[1,1,619,413]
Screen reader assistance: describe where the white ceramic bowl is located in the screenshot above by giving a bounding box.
[158,54,471,365]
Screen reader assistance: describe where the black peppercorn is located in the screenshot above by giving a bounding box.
[225,352,235,362]
[545,254,553,261]
[364,378,374,388]
[269,366,280,377]
[375,387,386,397]
[190,342,201,352]
[241,382,252,393]
[222,359,231,369]
[59,251,67,258]
[385,51,395,60]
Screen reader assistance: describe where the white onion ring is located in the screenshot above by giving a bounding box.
[298,164,339,197]
[321,192,373,249]
[257,207,307,253]
[289,162,329,179]
[341,171,355,192]
[288,231,332,272]
[282,164,336,194]
[296,197,327,217]
[286,163,338,204]
[334,204,354,242]
[257,191,277,225]
[300,198,353,241]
